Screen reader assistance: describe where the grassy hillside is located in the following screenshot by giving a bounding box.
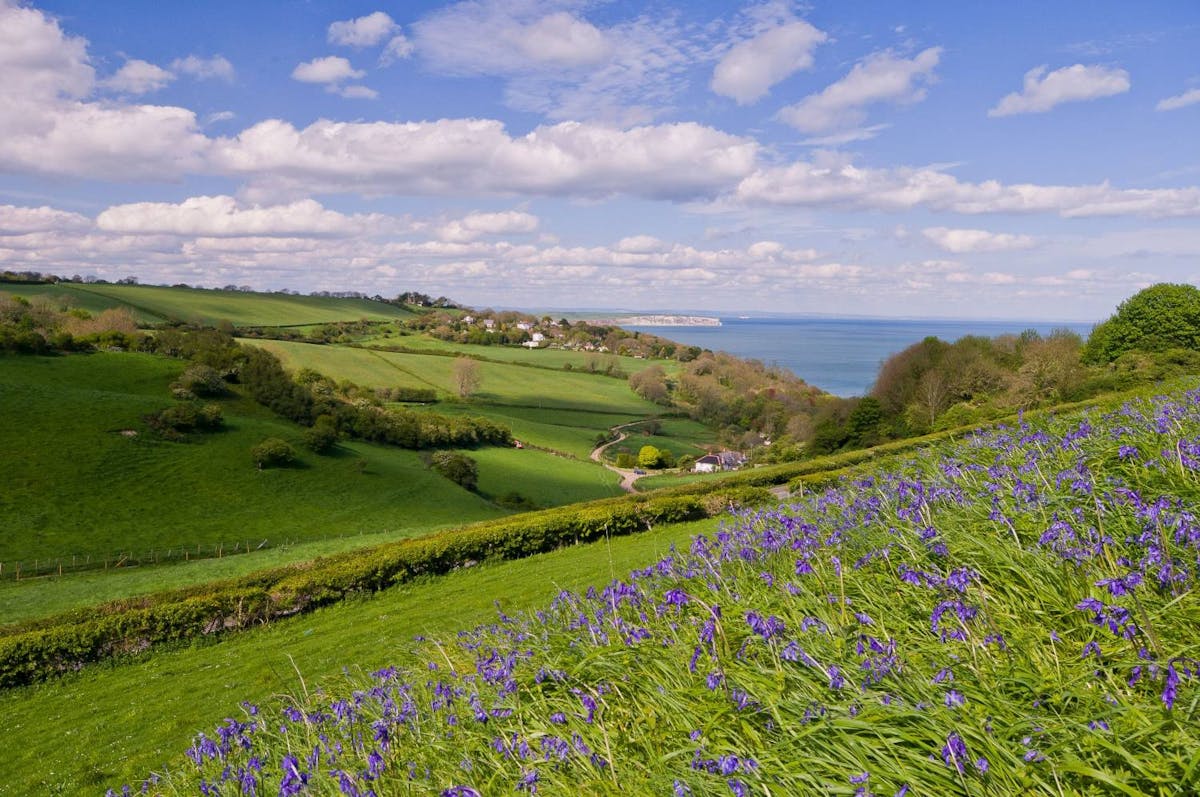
[0,518,720,795]
[7,283,415,326]
[247,338,662,413]
[0,353,508,568]
[101,383,1200,796]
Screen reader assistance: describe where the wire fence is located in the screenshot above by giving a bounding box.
[0,538,279,581]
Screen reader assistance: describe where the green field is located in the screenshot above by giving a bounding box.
[362,332,679,375]
[0,517,720,795]
[468,446,623,506]
[0,353,508,568]
[248,338,661,414]
[427,403,646,458]
[6,283,415,326]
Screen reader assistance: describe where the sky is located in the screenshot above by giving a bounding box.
[0,0,1198,320]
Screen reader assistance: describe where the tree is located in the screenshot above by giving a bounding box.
[629,365,669,403]
[303,415,339,453]
[430,451,478,490]
[251,437,296,469]
[454,356,482,398]
[637,445,663,469]
[1083,283,1200,364]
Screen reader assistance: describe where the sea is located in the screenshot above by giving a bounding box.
[624,316,1096,398]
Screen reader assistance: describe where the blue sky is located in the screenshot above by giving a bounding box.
[1,0,1197,319]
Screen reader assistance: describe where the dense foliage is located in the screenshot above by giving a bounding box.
[1083,283,1200,364]
[113,385,1200,795]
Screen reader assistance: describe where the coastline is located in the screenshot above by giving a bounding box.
[593,314,721,327]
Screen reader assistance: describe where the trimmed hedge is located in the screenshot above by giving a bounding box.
[0,486,768,688]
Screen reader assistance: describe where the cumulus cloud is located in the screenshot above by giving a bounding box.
[778,47,941,133]
[0,3,209,180]
[328,11,398,47]
[734,154,1200,218]
[0,2,94,101]
[95,195,387,237]
[922,226,1036,253]
[710,20,827,105]
[101,58,175,94]
[0,204,91,234]
[1157,88,1200,112]
[438,210,539,242]
[988,64,1130,116]
[171,54,235,82]
[291,56,365,84]
[210,118,759,201]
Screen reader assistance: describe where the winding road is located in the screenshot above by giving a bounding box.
[589,421,648,492]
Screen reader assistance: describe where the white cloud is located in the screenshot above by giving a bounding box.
[337,85,379,100]
[101,59,175,95]
[95,196,386,237]
[291,56,365,85]
[1157,88,1200,112]
[205,111,235,125]
[211,118,759,201]
[734,154,1200,218]
[0,204,91,234]
[380,35,414,65]
[416,5,611,73]
[922,226,1036,253]
[0,2,94,101]
[171,55,235,82]
[616,235,668,253]
[438,210,539,242]
[328,11,398,47]
[710,20,827,105]
[778,47,941,133]
[413,2,701,123]
[988,64,1130,117]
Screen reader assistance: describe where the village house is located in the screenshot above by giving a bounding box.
[693,451,746,473]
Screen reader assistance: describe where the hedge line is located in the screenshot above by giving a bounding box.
[0,486,769,688]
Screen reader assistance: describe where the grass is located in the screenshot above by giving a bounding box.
[469,446,623,507]
[362,332,679,375]
[0,526,457,626]
[246,338,662,414]
[0,353,508,569]
[105,384,1200,796]
[7,283,414,326]
[425,404,645,459]
[0,517,721,795]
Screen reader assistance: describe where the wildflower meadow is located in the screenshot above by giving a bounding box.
[117,387,1200,795]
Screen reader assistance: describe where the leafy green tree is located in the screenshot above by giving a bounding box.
[303,415,339,453]
[251,438,296,469]
[615,452,636,468]
[637,445,663,469]
[430,451,479,490]
[1083,283,1200,364]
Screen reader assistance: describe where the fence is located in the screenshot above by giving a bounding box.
[0,538,277,581]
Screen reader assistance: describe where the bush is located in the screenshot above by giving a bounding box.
[303,416,339,453]
[430,451,478,491]
[251,438,296,469]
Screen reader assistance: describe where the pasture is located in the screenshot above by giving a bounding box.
[5,283,414,326]
[0,353,506,572]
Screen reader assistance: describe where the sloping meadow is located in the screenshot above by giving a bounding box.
[121,387,1200,795]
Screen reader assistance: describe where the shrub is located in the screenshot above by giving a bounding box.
[251,438,296,469]
[430,451,478,491]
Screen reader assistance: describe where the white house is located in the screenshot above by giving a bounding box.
[694,454,720,473]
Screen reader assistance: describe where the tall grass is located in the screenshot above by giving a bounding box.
[119,387,1200,795]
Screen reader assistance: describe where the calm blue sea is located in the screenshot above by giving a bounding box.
[625,316,1096,398]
